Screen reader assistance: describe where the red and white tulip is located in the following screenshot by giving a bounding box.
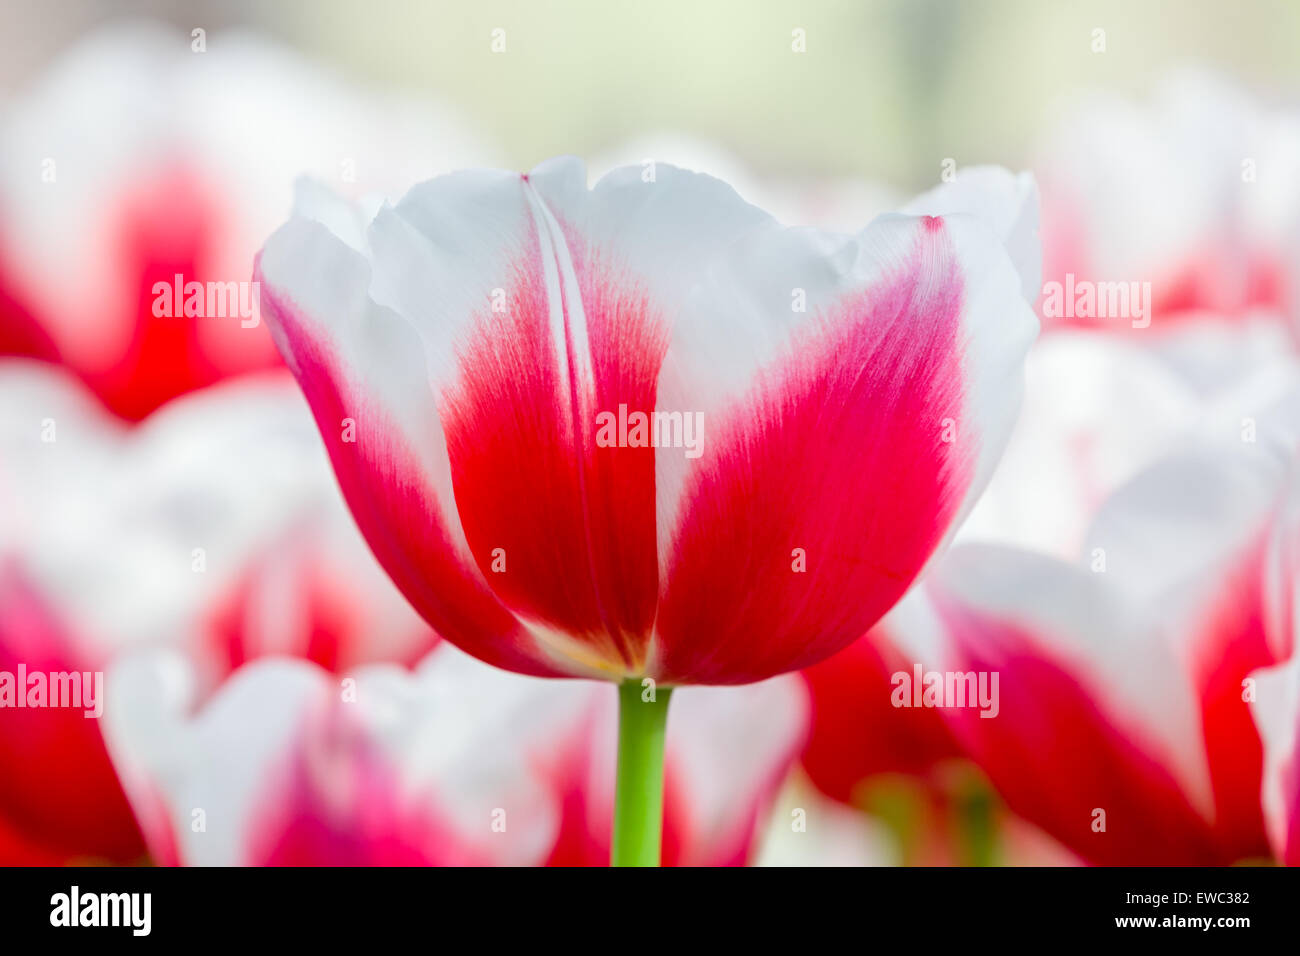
[255,157,1039,686]
[881,387,1300,863]
[0,22,491,421]
[0,361,432,863]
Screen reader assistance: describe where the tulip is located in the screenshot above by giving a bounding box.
[256,156,1038,862]
[0,22,491,421]
[1034,72,1300,330]
[102,644,807,866]
[879,386,1300,863]
[799,318,1300,864]
[958,317,1299,558]
[0,361,433,862]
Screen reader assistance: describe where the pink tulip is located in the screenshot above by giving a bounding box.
[800,605,1088,866]
[102,646,807,867]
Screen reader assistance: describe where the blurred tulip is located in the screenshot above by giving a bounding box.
[959,317,1300,558]
[0,562,143,863]
[102,645,807,866]
[1035,72,1300,331]
[798,621,975,866]
[255,156,1038,685]
[1249,652,1300,865]
[0,361,433,863]
[0,21,493,421]
[800,608,1086,866]
[801,622,961,807]
[881,392,1300,863]
[0,263,55,362]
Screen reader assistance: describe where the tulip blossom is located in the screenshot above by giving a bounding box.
[0,22,491,421]
[958,317,1299,559]
[1035,72,1300,331]
[0,361,433,863]
[102,644,807,867]
[880,391,1300,863]
[256,156,1038,862]
[798,317,1300,864]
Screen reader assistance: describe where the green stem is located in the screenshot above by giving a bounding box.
[611,679,673,867]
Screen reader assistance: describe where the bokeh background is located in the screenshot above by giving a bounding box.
[4,0,1300,185]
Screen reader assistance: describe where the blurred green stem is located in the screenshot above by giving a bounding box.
[954,774,1000,867]
[611,679,672,867]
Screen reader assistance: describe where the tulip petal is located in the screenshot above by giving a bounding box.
[257,202,561,677]
[898,544,1224,864]
[1083,441,1295,858]
[654,211,1037,683]
[903,165,1042,304]
[801,619,963,805]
